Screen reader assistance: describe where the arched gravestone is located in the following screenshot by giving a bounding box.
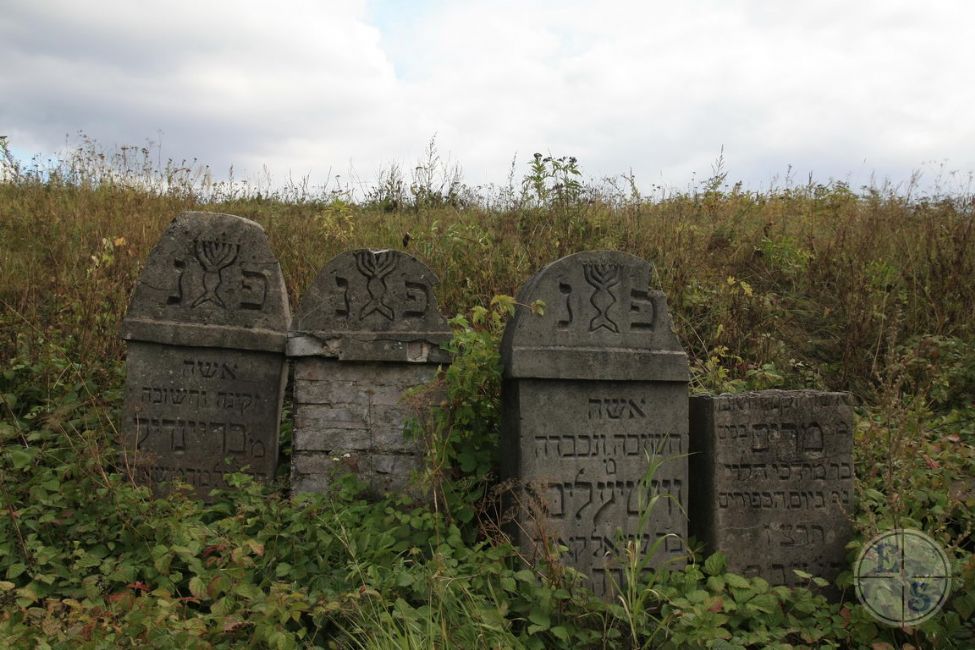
[501,251,689,598]
[288,250,450,495]
[689,391,854,589]
[121,212,289,497]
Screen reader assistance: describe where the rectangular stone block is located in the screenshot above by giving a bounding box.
[294,379,367,406]
[292,423,371,452]
[689,390,854,588]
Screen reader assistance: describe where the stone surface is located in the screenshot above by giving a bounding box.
[289,250,450,496]
[289,249,450,363]
[689,391,855,588]
[501,251,689,598]
[121,212,289,497]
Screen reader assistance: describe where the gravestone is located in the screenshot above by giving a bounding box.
[689,391,854,587]
[288,249,450,495]
[121,211,289,497]
[501,251,689,598]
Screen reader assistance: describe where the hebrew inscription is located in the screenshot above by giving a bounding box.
[121,212,289,498]
[502,251,689,599]
[689,391,854,590]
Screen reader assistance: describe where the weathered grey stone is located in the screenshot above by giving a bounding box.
[289,249,450,363]
[289,250,449,496]
[689,390,854,589]
[501,251,689,598]
[121,212,289,498]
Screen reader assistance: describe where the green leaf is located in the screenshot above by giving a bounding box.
[706,575,726,593]
[704,552,727,576]
[514,569,535,584]
[275,562,293,578]
[188,576,207,600]
[528,608,550,631]
[687,589,709,603]
[725,573,750,589]
[5,563,27,579]
[9,447,34,469]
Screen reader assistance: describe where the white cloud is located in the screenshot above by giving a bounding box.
[2,0,974,194]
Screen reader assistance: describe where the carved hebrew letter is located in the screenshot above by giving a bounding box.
[240,269,268,311]
[574,469,593,521]
[751,423,769,451]
[543,484,565,518]
[171,419,186,451]
[802,423,824,451]
[588,398,602,419]
[403,281,430,317]
[223,423,246,454]
[627,399,646,418]
[557,280,573,329]
[605,399,625,419]
[628,288,655,330]
[334,275,350,317]
[167,258,186,305]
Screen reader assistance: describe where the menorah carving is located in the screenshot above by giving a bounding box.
[583,263,621,333]
[355,250,397,320]
[192,240,239,308]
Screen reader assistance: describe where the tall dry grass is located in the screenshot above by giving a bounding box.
[2,137,973,400]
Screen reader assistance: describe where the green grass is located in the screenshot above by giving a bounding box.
[0,137,973,648]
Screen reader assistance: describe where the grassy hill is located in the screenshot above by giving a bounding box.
[1,141,973,647]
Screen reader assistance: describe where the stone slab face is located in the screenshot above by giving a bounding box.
[121,212,289,497]
[289,250,450,495]
[501,251,689,598]
[689,391,854,587]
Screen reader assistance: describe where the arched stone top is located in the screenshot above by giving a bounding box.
[288,249,450,363]
[502,250,688,381]
[121,211,290,352]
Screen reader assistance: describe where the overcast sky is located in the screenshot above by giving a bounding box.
[3,0,974,196]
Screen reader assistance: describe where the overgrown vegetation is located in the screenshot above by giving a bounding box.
[1,136,973,647]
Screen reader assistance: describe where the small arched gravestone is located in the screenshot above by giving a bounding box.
[121,211,289,498]
[501,251,689,598]
[288,250,450,496]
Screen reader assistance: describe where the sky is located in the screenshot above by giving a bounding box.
[2,0,974,197]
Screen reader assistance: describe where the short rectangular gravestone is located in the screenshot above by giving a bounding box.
[501,251,689,598]
[121,211,290,498]
[288,249,451,496]
[689,390,854,587]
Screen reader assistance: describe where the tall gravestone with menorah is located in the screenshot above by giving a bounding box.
[288,249,451,495]
[501,251,689,598]
[121,212,290,498]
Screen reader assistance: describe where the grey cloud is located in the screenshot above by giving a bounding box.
[3,0,974,195]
